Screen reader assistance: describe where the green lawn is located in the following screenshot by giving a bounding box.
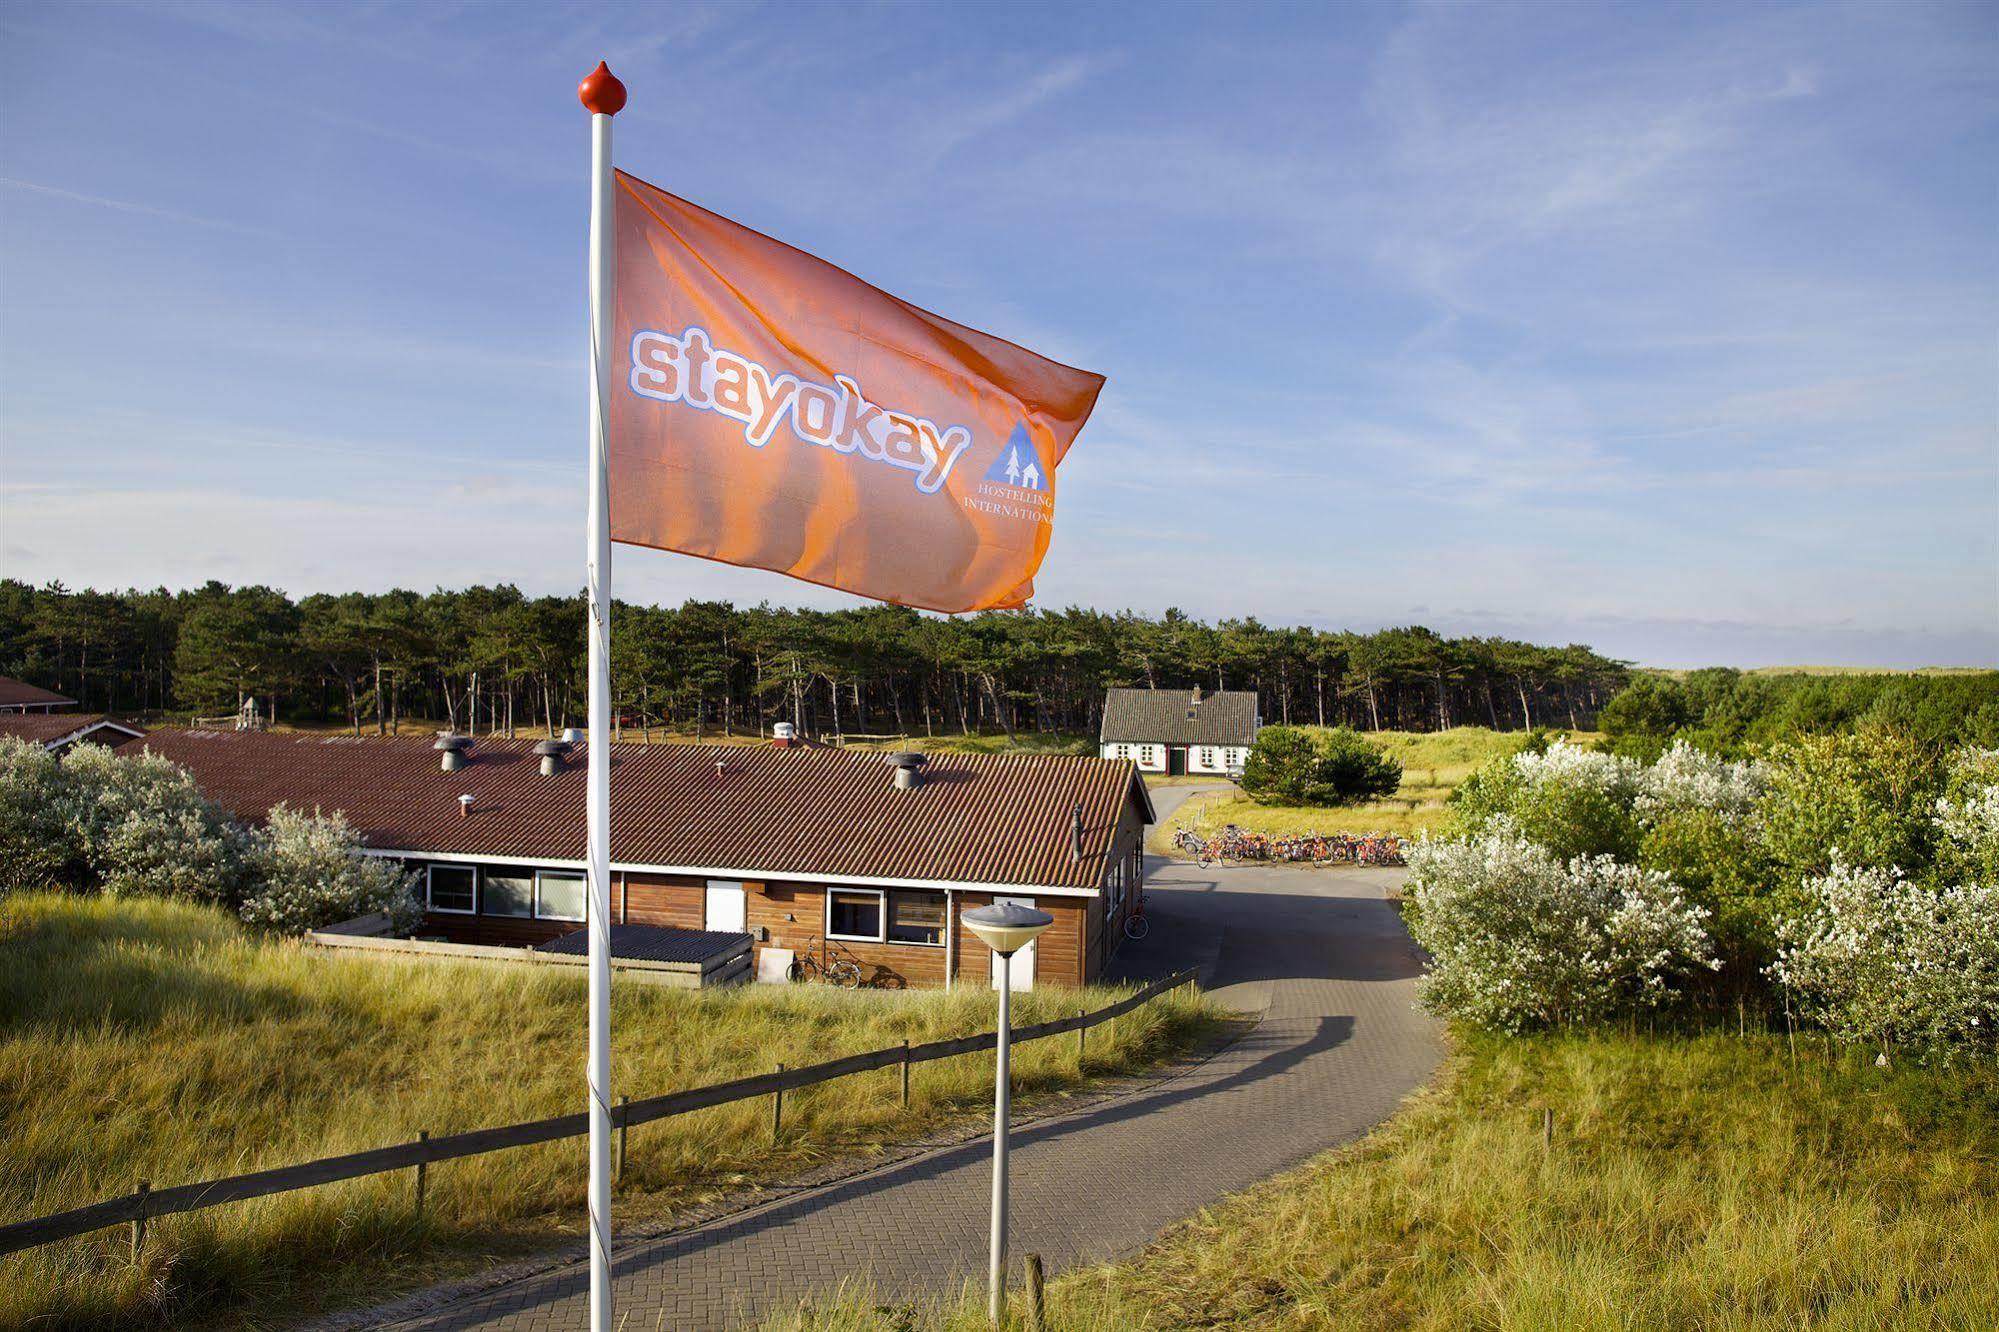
[0,893,1217,1330]
[771,1030,1999,1330]
[1150,728,1593,852]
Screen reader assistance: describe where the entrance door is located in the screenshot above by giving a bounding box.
[704,880,747,933]
[988,895,1037,992]
[1167,746,1187,775]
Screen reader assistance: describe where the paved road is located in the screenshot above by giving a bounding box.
[387,786,1443,1330]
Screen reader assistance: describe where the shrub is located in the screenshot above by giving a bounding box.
[1405,834,1717,1031]
[1240,726,1401,806]
[1773,858,1999,1064]
[1934,747,1999,885]
[1451,740,1643,861]
[60,743,248,905]
[238,805,421,935]
[0,736,82,892]
[1759,727,1947,903]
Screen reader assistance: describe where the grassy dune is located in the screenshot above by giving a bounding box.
[0,893,1216,1330]
[1152,728,1590,850]
[773,1032,1999,1330]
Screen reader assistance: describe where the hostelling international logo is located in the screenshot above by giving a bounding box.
[965,423,1055,528]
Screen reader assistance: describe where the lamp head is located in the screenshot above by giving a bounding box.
[962,901,1054,957]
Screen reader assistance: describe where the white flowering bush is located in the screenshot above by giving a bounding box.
[1635,740,1767,823]
[1773,856,1999,1063]
[238,804,420,935]
[1512,741,1646,804]
[59,743,247,904]
[0,736,85,891]
[1934,748,1999,884]
[1406,833,1718,1031]
[1451,741,1646,862]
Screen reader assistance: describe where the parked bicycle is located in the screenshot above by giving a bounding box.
[1172,826,1405,866]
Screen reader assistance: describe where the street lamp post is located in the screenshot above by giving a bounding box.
[961,900,1055,1327]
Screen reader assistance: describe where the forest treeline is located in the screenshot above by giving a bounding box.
[0,579,1628,740]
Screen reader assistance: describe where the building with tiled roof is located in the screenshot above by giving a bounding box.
[0,713,146,754]
[1099,687,1259,776]
[0,675,77,714]
[133,729,1153,990]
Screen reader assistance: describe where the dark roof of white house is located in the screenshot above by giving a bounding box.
[1100,688,1258,747]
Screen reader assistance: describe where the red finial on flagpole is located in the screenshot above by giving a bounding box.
[578,62,626,116]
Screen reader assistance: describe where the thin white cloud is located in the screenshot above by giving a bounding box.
[0,175,279,237]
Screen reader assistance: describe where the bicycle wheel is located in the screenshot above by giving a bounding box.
[1124,913,1150,941]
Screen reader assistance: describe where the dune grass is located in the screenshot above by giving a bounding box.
[0,892,1217,1331]
[769,1030,1999,1330]
[1150,728,1593,852]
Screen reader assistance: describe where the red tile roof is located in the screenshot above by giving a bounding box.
[131,730,1149,892]
[0,675,76,710]
[0,714,145,748]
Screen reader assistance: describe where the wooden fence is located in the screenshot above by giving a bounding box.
[0,968,1198,1258]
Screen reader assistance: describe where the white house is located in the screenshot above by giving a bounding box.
[1099,687,1258,776]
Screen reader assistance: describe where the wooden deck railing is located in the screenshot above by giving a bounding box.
[0,968,1198,1257]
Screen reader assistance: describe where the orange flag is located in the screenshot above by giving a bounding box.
[607,171,1104,613]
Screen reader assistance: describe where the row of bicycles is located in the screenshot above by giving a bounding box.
[1172,826,1406,867]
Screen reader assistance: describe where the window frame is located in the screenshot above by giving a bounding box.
[535,869,588,923]
[482,870,536,919]
[825,887,887,943]
[426,863,478,915]
[885,889,948,947]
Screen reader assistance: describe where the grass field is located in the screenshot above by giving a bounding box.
[1149,728,1591,852]
[770,1030,1999,1330]
[0,893,1217,1331]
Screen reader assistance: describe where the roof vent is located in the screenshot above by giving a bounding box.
[1191,685,1202,704]
[561,727,586,745]
[435,733,472,772]
[888,751,929,791]
[1071,802,1085,862]
[458,793,474,818]
[533,738,573,777]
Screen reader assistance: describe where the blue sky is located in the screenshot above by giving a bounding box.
[1,0,1993,668]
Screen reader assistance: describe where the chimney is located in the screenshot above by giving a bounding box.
[1071,802,1085,862]
[435,733,471,772]
[772,721,798,748]
[888,751,929,791]
[533,738,572,777]
[1191,685,1202,704]
[458,793,474,818]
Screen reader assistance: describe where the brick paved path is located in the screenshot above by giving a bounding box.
[386,808,1442,1330]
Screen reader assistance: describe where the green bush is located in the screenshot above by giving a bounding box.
[1239,726,1401,806]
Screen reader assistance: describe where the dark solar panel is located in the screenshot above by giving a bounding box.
[534,924,751,964]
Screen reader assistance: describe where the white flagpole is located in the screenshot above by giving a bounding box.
[579,59,625,1332]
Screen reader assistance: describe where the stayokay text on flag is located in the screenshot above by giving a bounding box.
[607,170,1105,613]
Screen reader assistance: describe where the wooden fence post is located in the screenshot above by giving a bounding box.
[1542,1107,1553,1151]
[1024,1252,1046,1331]
[771,1063,784,1143]
[1076,1012,1086,1068]
[618,1096,629,1181]
[130,1181,150,1262]
[900,1040,910,1109]
[415,1131,429,1213]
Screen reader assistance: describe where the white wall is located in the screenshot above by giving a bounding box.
[1100,742,1166,772]
[1187,744,1249,774]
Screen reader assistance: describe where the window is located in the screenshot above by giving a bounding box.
[485,872,534,918]
[427,864,476,914]
[827,889,884,941]
[887,891,946,945]
[537,870,587,922]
